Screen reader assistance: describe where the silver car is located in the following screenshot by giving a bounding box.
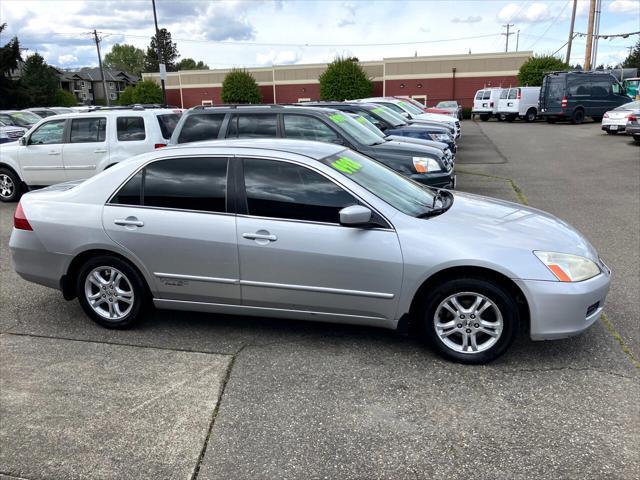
[9,140,611,363]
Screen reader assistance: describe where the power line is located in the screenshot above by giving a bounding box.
[527,0,571,49]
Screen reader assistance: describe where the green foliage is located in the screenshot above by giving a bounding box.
[319,57,372,101]
[143,28,179,72]
[21,53,60,106]
[461,107,472,120]
[0,23,27,108]
[118,80,162,105]
[118,85,136,105]
[104,43,145,76]
[220,68,262,104]
[622,40,640,69]
[518,54,569,86]
[176,58,209,70]
[53,89,77,106]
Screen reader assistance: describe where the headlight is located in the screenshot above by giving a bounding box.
[429,133,450,142]
[412,157,442,173]
[534,251,600,282]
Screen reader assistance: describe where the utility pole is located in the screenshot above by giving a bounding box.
[502,24,515,52]
[93,29,110,106]
[584,0,596,70]
[591,0,602,68]
[516,30,520,52]
[151,0,167,105]
[566,0,578,64]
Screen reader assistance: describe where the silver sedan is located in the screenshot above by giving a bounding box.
[9,139,611,363]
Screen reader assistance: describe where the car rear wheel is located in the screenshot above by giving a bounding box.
[76,256,147,329]
[525,109,537,122]
[571,109,585,124]
[0,168,22,203]
[420,277,518,364]
[480,114,490,122]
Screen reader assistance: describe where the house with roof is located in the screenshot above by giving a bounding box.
[58,68,140,105]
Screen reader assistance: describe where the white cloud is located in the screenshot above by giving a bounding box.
[497,2,552,23]
[256,50,301,66]
[608,0,640,13]
[58,54,78,65]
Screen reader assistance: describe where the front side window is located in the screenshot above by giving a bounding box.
[243,158,356,223]
[177,114,224,143]
[325,112,383,146]
[70,117,106,143]
[283,114,339,142]
[117,117,146,141]
[28,120,66,145]
[228,114,277,138]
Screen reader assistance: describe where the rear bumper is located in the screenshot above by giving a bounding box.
[514,271,611,341]
[601,124,626,132]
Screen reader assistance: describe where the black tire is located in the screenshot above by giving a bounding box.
[605,130,618,135]
[570,109,585,124]
[546,117,557,124]
[497,114,505,122]
[480,114,490,122]
[0,167,22,203]
[506,115,516,123]
[419,277,519,364]
[525,109,537,122]
[591,116,603,122]
[76,255,148,329]
[633,134,640,143]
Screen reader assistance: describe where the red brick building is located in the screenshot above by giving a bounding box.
[143,51,532,108]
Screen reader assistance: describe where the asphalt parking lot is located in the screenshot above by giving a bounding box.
[1,120,638,480]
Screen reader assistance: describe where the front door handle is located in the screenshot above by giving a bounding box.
[243,232,277,242]
[94,149,107,153]
[114,217,144,227]
[48,151,60,156]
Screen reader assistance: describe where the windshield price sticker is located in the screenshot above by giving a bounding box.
[329,113,346,123]
[355,116,367,124]
[331,157,362,174]
[372,107,384,114]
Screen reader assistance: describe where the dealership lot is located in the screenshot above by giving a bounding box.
[1,120,638,479]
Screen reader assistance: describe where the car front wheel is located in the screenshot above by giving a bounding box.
[0,168,22,202]
[421,277,518,364]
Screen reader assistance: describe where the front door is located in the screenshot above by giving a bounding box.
[63,116,107,180]
[236,157,403,323]
[102,156,240,304]
[18,119,67,185]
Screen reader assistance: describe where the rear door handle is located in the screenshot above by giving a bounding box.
[114,218,144,227]
[94,149,107,153]
[48,151,60,156]
[243,232,277,241]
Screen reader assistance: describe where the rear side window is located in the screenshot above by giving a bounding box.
[117,117,145,141]
[157,113,180,139]
[227,114,278,138]
[568,77,589,96]
[70,117,106,143]
[177,114,225,143]
[283,114,339,142]
[110,158,228,213]
[591,79,612,97]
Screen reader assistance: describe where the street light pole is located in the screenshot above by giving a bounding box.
[151,0,167,105]
[93,29,110,106]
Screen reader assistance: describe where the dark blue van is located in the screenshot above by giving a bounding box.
[539,71,630,124]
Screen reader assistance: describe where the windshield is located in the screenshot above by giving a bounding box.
[436,101,457,108]
[615,100,640,110]
[351,115,385,138]
[0,114,16,126]
[396,100,424,115]
[369,105,406,127]
[11,111,41,126]
[321,150,437,217]
[324,112,384,146]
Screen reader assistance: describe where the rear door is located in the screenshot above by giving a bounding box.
[541,76,565,113]
[103,156,240,303]
[473,90,485,111]
[108,115,149,165]
[18,118,67,185]
[62,116,107,180]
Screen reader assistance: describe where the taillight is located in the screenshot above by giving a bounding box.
[516,89,521,100]
[629,114,637,122]
[561,96,568,108]
[154,143,167,149]
[14,202,33,231]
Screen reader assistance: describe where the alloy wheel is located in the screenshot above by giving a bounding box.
[433,292,503,354]
[84,266,135,321]
[0,174,14,199]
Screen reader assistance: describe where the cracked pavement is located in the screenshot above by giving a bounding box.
[1,120,638,479]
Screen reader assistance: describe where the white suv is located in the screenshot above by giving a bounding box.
[0,108,181,202]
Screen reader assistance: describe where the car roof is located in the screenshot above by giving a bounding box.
[161,138,345,160]
[33,108,179,120]
[185,105,340,115]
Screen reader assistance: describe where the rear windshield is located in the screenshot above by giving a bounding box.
[482,91,491,100]
[500,90,509,99]
[157,113,181,140]
[508,89,518,99]
[475,91,484,100]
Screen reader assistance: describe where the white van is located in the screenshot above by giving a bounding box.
[497,87,540,122]
[471,88,503,121]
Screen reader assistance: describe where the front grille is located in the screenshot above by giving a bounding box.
[586,302,600,317]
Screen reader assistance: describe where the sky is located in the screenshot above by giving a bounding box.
[1,0,638,72]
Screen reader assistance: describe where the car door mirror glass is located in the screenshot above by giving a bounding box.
[339,205,372,227]
[19,136,26,146]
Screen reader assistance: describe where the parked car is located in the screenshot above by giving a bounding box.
[601,100,640,135]
[0,110,43,129]
[0,108,182,202]
[24,108,58,118]
[49,107,75,115]
[432,101,463,119]
[539,71,630,124]
[10,139,611,363]
[472,88,503,121]
[622,77,639,100]
[171,105,454,188]
[357,97,461,138]
[497,87,540,122]
[625,110,640,142]
[0,120,27,144]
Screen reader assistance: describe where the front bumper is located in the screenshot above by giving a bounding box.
[514,271,611,341]
[625,124,640,135]
[410,170,455,189]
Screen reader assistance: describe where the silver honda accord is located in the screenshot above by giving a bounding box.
[9,139,611,363]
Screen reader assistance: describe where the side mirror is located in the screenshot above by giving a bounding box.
[19,136,27,146]
[401,112,410,119]
[331,137,346,146]
[339,205,372,227]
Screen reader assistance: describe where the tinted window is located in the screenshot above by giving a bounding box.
[70,117,106,143]
[283,114,339,142]
[111,171,142,205]
[591,79,611,98]
[568,77,588,96]
[117,117,146,141]
[178,114,225,143]
[243,158,356,223]
[546,78,566,99]
[228,114,277,138]
[157,113,180,139]
[29,120,66,145]
[500,90,509,99]
[357,110,384,128]
[143,158,227,212]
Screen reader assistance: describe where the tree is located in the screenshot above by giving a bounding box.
[176,58,209,70]
[622,40,640,69]
[118,85,136,105]
[143,28,179,72]
[0,23,27,108]
[53,89,77,106]
[21,53,60,106]
[221,68,262,104]
[319,57,372,101]
[104,43,145,76]
[117,80,162,105]
[517,54,568,86]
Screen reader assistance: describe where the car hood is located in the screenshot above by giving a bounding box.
[386,135,447,150]
[431,192,598,261]
[372,139,442,159]
[414,112,456,123]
